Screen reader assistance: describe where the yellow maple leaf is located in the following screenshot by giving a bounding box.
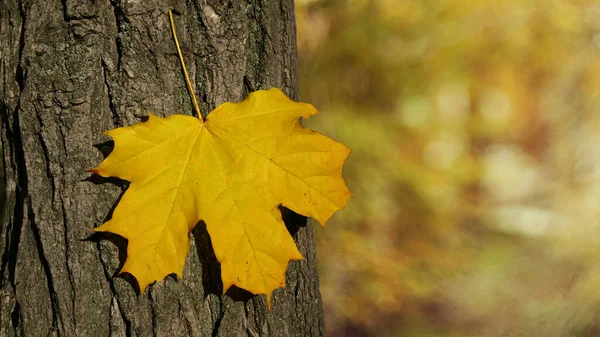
[91,88,351,306]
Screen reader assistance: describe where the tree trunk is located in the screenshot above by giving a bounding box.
[0,0,325,336]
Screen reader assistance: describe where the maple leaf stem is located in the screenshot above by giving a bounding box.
[169,10,203,121]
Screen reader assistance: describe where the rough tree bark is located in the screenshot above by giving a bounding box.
[0,0,325,336]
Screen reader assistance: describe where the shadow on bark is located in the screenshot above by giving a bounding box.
[280,206,308,237]
[92,140,115,160]
[192,221,223,297]
[84,231,141,295]
[83,166,139,294]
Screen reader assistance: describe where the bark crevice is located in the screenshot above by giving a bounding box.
[102,60,121,128]
[97,238,133,337]
[28,196,61,335]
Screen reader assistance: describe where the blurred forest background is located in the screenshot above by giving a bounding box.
[295,0,600,336]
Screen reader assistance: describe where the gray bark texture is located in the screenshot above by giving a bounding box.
[0,0,326,336]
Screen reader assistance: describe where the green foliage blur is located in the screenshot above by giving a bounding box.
[295,1,600,336]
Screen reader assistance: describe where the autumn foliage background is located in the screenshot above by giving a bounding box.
[295,0,600,336]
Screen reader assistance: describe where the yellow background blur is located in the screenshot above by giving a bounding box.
[295,1,600,336]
